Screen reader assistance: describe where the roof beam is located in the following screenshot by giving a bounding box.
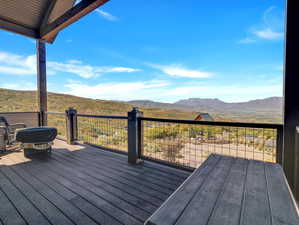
[40,0,109,43]
[0,17,38,39]
[40,0,58,30]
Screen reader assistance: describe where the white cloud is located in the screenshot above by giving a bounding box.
[48,61,99,78]
[253,28,283,40]
[96,9,118,21]
[1,82,35,90]
[102,67,139,73]
[238,37,256,44]
[0,52,36,75]
[48,61,140,78]
[0,51,140,78]
[64,80,282,103]
[149,64,213,78]
[240,6,284,43]
[65,80,170,100]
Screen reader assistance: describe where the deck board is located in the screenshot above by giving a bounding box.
[0,166,51,225]
[50,152,162,210]
[207,158,248,225]
[0,140,190,225]
[53,148,177,196]
[174,156,234,225]
[55,147,183,190]
[0,185,26,225]
[145,154,299,225]
[4,159,98,225]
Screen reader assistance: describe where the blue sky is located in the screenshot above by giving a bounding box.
[0,0,285,103]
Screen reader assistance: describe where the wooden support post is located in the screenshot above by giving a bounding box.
[128,108,144,164]
[65,108,78,145]
[37,40,47,126]
[283,0,299,199]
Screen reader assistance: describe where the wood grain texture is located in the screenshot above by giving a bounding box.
[145,154,220,225]
[0,139,190,225]
[41,0,109,42]
[146,154,299,225]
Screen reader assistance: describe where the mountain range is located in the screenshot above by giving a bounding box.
[128,97,283,123]
[0,88,283,123]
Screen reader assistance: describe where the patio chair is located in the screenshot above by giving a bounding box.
[0,116,26,151]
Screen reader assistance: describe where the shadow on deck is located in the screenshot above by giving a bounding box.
[0,140,191,225]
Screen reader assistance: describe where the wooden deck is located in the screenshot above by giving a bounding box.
[146,154,299,225]
[0,140,191,225]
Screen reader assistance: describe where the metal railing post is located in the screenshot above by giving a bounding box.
[65,108,77,145]
[128,107,143,164]
[276,126,284,165]
[138,116,144,158]
[294,126,299,200]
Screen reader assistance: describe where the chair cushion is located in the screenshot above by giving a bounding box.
[16,127,57,143]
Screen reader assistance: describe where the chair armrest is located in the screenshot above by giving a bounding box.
[0,126,7,135]
[10,123,26,129]
[0,126,7,150]
[8,124,26,134]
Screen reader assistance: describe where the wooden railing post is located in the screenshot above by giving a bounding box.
[128,107,144,164]
[39,111,47,126]
[65,108,77,145]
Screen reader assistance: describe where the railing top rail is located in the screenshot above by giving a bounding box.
[0,111,39,114]
[77,114,128,120]
[46,112,65,115]
[141,117,283,129]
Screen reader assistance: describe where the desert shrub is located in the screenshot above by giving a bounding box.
[147,126,180,139]
[189,126,203,138]
[144,139,184,163]
[162,139,184,162]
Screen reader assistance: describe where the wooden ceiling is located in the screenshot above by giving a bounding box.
[0,0,109,43]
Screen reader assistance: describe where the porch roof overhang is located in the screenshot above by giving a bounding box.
[0,0,109,43]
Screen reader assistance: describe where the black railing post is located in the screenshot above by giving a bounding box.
[294,126,299,200]
[128,107,144,164]
[138,116,144,158]
[65,108,77,145]
[276,126,284,165]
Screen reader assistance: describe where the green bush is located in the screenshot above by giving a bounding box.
[148,126,180,139]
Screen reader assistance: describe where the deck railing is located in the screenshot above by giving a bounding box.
[140,117,283,169]
[0,111,40,127]
[77,114,128,153]
[46,108,283,170]
[46,112,67,139]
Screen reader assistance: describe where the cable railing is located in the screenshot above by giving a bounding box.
[140,117,283,169]
[77,114,128,153]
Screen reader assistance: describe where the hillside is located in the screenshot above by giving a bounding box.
[0,88,283,123]
[0,88,198,120]
[128,97,283,123]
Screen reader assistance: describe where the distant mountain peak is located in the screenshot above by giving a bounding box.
[127,97,283,123]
